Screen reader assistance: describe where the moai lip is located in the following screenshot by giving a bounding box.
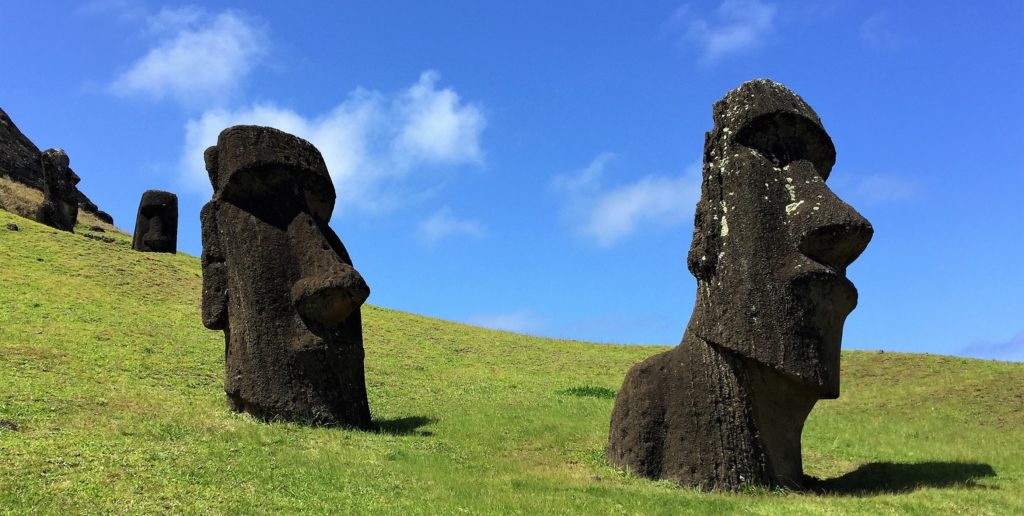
[606,79,873,490]
[200,125,372,428]
[131,190,178,253]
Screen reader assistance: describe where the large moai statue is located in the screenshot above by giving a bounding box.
[606,80,873,490]
[200,125,372,428]
[35,148,79,232]
[131,190,178,253]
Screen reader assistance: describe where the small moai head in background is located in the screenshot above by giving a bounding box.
[686,79,873,398]
[36,148,78,232]
[200,125,372,427]
[132,190,178,253]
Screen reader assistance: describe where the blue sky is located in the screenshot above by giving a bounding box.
[2,1,1022,360]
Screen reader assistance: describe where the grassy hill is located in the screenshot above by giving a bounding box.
[1,207,1022,515]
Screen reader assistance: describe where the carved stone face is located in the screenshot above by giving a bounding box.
[200,125,371,426]
[132,190,178,253]
[37,148,78,232]
[687,80,872,398]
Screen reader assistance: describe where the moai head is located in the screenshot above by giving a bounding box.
[200,125,372,427]
[132,190,178,253]
[37,148,79,232]
[686,80,872,398]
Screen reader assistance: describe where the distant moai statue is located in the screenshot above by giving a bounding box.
[200,125,372,427]
[35,148,78,232]
[606,80,873,490]
[131,190,178,253]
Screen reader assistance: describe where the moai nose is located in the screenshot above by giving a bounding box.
[785,161,873,273]
[289,215,370,328]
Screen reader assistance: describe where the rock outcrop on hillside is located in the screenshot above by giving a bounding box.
[0,107,111,223]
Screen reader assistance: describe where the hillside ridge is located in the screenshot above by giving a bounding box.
[1,207,1022,514]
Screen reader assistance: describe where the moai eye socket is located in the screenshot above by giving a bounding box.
[734,112,836,178]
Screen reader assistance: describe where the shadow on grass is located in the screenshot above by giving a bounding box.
[808,461,997,495]
[372,416,435,436]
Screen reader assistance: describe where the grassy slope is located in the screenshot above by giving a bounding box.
[1,208,1022,515]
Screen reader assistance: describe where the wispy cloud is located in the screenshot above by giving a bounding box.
[108,6,268,105]
[418,206,486,244]
[832,172,920,204]
[961,332,1024,362]
[670,0,777,62]
[180,71,486,215]
[466,310,547,335]
[861,11,903,50]
[853,174,918,202]
[77,0,147,22]
[553,154,702,247]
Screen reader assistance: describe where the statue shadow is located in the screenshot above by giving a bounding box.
[371,416,435,436]
[807,461,997,495]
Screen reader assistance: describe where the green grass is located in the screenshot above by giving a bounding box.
[1,208,1022,515]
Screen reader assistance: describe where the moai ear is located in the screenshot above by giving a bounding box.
[200,202,228,330]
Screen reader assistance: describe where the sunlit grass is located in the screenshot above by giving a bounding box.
[1,208,1022,514]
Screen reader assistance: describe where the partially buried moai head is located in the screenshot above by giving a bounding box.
[686,79,872,398]
[37,148,79,232]
[132,190,178,253]
[199,125,372,427]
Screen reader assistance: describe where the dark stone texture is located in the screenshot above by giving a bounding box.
[0,107,103,217]
[607,79,873,490]
[6,223,18,231]
[132,190,178,253]
[200,125,372,428]
[35,149,78,232]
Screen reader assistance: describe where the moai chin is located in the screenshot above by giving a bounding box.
[200,125,372,427]
[131,190,178,253]
[35,148,78,232]
[606,79,873,490]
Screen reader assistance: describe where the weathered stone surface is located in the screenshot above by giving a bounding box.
[6,223,18,231]
[200,125,372,427]
[35,149,78,232]
[0,107,103,217]
[132,190,178,253]
[606,79,873,490]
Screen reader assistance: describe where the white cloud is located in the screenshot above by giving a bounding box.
[109,7,267,104]
[180,71,486,215]
[395,71,486,165]
[860,11,903,50]
[418,206,486,243]
[553,155,702,247]
[466,310,547,335]
[673,0,777,62]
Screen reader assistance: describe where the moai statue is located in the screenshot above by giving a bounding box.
[131,190,178,253]
[606,80,873,490]
[200,125,372,427]
[35,148,78,232]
